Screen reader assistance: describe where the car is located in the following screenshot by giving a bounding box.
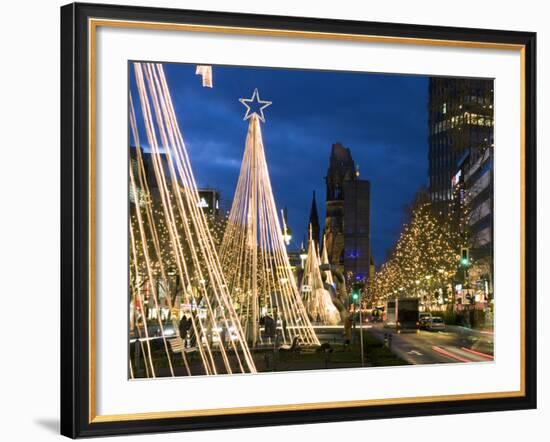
[418,312,432,328]
[426,316,446,331]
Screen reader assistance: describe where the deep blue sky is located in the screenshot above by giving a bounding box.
[130,63,429,265]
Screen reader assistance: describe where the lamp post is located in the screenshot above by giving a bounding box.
[351,288,364,367]
[359,302,364,367]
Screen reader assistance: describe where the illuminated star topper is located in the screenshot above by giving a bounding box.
[239,88,272,123]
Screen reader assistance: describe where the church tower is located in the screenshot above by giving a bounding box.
[308,191,320,248]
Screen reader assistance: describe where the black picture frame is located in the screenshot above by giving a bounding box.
[61,2,537,438]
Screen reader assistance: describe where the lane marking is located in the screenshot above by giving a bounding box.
[431,346,470,363]
[407,350,423,356]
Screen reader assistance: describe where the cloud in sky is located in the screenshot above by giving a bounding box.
[129,62,429,265]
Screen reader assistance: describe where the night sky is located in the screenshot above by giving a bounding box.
[129,63,429,265]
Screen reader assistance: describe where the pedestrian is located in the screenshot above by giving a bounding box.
[220,326,227,350]
[178,315,189,341]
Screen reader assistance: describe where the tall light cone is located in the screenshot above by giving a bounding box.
[220,113,319,347]
[302,228,341,325]
[129,62,256,377]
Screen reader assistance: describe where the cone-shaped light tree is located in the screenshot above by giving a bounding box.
[129,62,256,377]
[301,226,341,325]
[220,89,319,347]
[321,234,335,288]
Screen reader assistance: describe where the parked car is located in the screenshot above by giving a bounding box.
[426,316,446,331]
[418,312,432,329]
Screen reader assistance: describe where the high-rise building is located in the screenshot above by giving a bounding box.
[428,78,494,212]
[453,147,494,301]
[324,142,371,281]
[464,149,493,263]
[438,77,495,308]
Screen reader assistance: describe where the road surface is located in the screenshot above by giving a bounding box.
[367,324,494,365]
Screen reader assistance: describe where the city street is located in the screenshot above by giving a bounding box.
[367,324,494,365]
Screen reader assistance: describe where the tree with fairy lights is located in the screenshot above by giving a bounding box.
[373,188,468,309]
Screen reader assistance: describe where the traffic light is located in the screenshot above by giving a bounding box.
[351,288,360,303]
[460,247,470,267]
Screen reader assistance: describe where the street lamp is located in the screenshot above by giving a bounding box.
[299,242,307,268]
[282,231,292,246]
[280,209,292,246]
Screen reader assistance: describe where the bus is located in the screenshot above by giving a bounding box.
[385,298,419,333]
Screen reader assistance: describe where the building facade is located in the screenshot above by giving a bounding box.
[440,77,495,311]
[324,142,371,282]
[428,78,494,213]
[464,147,494,300]
[130,146,221,216]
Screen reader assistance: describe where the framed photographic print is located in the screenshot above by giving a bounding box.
[60,2,537,438]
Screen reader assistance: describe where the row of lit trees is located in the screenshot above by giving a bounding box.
[372,189,468,305]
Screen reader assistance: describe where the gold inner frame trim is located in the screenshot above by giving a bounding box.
[88,17,527,424]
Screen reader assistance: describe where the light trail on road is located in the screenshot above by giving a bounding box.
[460,347,494,360]
[366,324,494,365]
[431,346,470,363]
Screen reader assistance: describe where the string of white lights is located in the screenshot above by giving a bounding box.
[129,93,192,376]
[220,100,320,347]
[129,62,256,377]
[151,63,255,372]
[129,220,157,378]
[301,228,341,325]
[321,234,335,288]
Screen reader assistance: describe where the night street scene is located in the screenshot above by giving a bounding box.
[128,61,495,378]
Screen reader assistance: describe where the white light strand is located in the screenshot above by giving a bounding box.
[301,228,340,325]
[129,62,257,377]
[220,108,320,347]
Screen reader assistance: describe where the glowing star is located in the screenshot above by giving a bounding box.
[220,94,319,348]
[239,88,272,123]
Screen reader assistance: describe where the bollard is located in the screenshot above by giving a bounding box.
[384,333,388,347]
[388,334,393,350]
